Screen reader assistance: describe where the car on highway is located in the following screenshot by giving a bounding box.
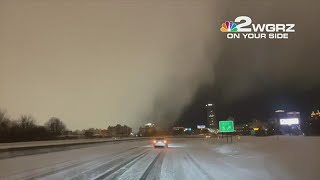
[152,138,168,148]
[205,135,211,138]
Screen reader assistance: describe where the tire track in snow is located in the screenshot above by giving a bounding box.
[92,150,149,180]
[185,153,215,180]
[67,149,148,180]
[140,150,165,180]
[24,147,140,180]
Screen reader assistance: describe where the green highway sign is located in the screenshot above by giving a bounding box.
[219,120,234,132]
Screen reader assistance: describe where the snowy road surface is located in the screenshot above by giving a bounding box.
[0,136,319,180]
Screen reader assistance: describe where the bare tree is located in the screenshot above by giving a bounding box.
[0,109,6,121]
[18,115,36,129]
[45,117,66,135]
[84,128,95,138]
[0,109,11,138]
[0,109,10,126]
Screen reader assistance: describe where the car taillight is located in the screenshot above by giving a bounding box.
[153,140,156,143]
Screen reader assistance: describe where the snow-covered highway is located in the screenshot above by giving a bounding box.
[0,136,319,180]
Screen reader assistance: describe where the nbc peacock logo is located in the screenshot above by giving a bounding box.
[220,21,238,32]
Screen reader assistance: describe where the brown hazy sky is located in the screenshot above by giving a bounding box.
[0,0,218,130]
[2,0,319,130]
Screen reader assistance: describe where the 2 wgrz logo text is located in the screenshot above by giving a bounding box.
[220,16,295,39]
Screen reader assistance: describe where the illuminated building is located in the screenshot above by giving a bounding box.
[275,110,287,119]
[311,110,320,120]
[279,111,302,135]
[268,110,287,134]
[138,123,156,137]
[305,110,320,135]
[206,103,217,129]
[287,111,301,119]
[271,110,302,135]
[107,124,132,137]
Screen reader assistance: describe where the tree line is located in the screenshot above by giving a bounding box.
[0,109,67,143]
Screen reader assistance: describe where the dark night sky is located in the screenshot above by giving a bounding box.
[178,39,320,128]
[177,0,320,128]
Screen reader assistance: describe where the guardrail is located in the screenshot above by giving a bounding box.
[0,137,151,159]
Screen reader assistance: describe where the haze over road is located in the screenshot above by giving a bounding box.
[1,137,319,180]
